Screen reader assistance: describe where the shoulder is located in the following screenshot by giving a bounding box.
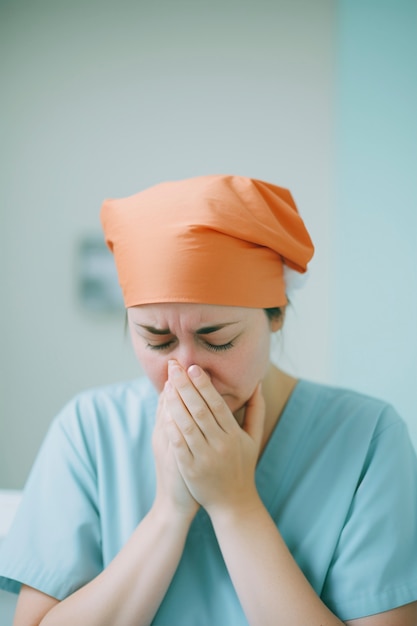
[295,379,403,439]
[56,377,157,424]
[284,379,413,485]
[70,376,157,406]
[45,377,158,460]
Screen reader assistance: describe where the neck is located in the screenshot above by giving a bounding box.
[260,364,298,453]
[233,364,298,453]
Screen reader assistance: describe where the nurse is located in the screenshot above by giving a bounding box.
[0,175,416,625]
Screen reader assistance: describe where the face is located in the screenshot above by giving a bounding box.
[127,302,282,418]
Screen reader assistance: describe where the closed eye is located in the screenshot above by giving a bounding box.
[146,340,235,352]
[205,341,234,352]
[146,340,175,351]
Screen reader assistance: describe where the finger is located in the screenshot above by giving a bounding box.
[241,383,265,448]
[163,413,196,476]
[165,379,207,452]
[164,409,187,449]
[168,362,221,439]
[187,364,238,434]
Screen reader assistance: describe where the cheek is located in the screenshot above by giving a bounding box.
[141,360,167,393]
[216,342,269,398]
[229,339,271,402]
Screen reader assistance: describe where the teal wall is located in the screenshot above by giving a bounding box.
[334,0,417,445]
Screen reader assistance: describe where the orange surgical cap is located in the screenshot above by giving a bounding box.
[100,174,314,308]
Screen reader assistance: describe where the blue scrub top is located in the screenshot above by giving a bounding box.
[0,378,416,624]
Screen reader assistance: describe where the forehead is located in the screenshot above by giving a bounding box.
[127,302,257,329]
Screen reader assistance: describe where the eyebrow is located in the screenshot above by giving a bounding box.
[136,322,239,335]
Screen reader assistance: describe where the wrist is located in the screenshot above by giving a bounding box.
[207,491,264,528]
[152,495,199,530]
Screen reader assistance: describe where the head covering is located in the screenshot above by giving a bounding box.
[100,174,314,308]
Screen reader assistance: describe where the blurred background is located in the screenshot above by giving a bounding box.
[1,0,416,490]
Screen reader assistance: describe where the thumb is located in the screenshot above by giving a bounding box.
[242,383,265,447]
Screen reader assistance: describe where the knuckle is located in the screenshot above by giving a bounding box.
[211,398,225,414]
[182,421,195,437]
[194,406,207,422]
[171,435,183,448]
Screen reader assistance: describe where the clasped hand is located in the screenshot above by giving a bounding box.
[153,360,265,520]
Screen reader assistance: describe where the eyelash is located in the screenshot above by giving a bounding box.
[207,341,235,352]
[146,340,234,352]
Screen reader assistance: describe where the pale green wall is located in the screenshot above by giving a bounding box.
[0,0,335,488]
[332,0,417,448]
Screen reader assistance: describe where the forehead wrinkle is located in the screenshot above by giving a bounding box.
[136,321,239,336]
[129,303,249,336]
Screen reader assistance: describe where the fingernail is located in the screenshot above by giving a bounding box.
[188,364,202,379]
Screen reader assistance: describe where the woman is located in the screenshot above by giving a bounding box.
[1,175,416,625]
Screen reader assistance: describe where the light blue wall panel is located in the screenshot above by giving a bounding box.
[334,0,417,446]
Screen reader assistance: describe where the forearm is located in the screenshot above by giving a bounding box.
[210,496,344,626]
[40,503,192,626]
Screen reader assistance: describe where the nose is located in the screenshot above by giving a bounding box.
[169,342,205,374]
